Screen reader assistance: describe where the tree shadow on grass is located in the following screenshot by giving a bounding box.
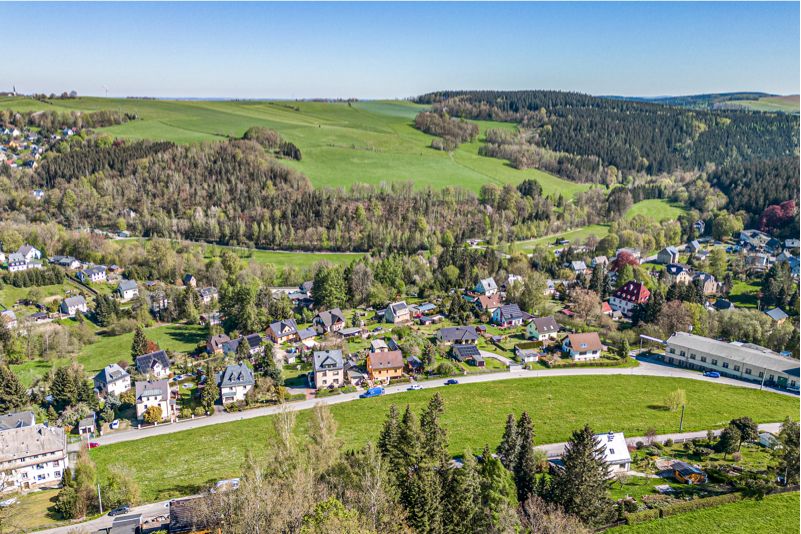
[155,481,214,502]
[646,404,671,411]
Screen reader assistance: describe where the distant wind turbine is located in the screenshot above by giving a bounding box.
[103,85,109,98]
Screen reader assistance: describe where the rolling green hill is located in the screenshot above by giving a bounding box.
[727,95,800,113]
[0,96,590,195]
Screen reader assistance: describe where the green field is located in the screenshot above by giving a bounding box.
[11,323,206,386]
[729,280,761,308]
[90,375,798,501]
[728,95,800,114]
[514,224,611,251]
[210,246,366,269]
[609,491,800,534]
[0,96,590,195]
[624,199,687,222]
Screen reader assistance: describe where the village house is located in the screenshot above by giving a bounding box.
[116,279,139,302]
[149,290,170,313]
[370,339,389,352]
[206,333,231,354]
[77,265,107,283]
[665,263,692,285]
[596,432,632,474]
[656,246,680,265]
[591,256,608,268]
[367,350,404,381]
[93,363,131,397]
[562,332,604,361]
[608,280,650,317]
[474,277,499,297]
[7,252,42,272]
[475,293,502,315]
[135,350,171,379]
[182,274,197,288]
[672,461,707,484]
[267,318,299,344]
[451,343,484,367]
[0,310,17,329]
[0,424,67,493]
[664,332,800,391]
[313,308,346,334]
[502,274,523,291]
[135,380,174,422]
[492,303,524,328]
[198,286,219,305]
[222,333,264,356]
[570,260,588,277]
[436,325,479,345]
[217,362,255,404]
[49,255,81,269]
[384,301,411,324]
[526,316,560,341]
[60,295,88,316]
[17,244,42,262]
[693,273,719,295]
[313,349,345,390]
[764,307,789,324]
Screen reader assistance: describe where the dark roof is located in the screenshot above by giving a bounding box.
[135,350,170,375]
[117,279,137,292]
[135,379,169,401]
[269,318,298,336]
[94,364,129,385]
[496,304,523,321]
[531,316,559,334]
[765,308,789,321]
[452,344,481,361]
[673,461,705,477]
[218,363,255,388]
[315,308,345,328]
[298,327,317,340]
[0,411,35,431]
[314,350,344,371]
[437,326,478,343]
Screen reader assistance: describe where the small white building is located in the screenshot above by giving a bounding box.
[475,277,499,297]
[78,265,107,283]
[60,296,88,316]
[116,279,139,302]
[0,424,68,493]
[562,332,603,361]
[217,363,255,404]
[597,431,632,474]
[93,363,131,397]
[17,244,42,262]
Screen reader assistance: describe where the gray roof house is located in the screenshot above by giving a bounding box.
[93,363,130,393]
[765,308,789,322]
[313,349,344,373]
[135,350,171,378]
[60,295,87,315]
[217,363,255,404]
[436,326,479,344]
[313,308,346,333]
[0,411,35,431]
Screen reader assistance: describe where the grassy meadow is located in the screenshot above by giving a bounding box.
[624,199,687,222]
[728,95,800,113]
[90,375,799,501]
[0,96,589,195]
[609,491,800,534]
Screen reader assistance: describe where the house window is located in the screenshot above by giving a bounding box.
[679,351,686,357]
[54,471,61,478]
[700,356,707,363]
[745,368,752,375]
[722,362,729,369]
[669,348,675,354]
[734,365,740,372]
[712,359,717,365]
[758,371,764,378]
[689,354,696,360]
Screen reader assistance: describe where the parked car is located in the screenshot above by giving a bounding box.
[703,371,721,378]
[407,384,423,391]
[109,420,120,430]
[445,379,459,385]
[360,386,385,399]
[88,442,100,449]
[108,505,130,516]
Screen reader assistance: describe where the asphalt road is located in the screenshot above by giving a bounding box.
[34,499,171,534]
[86,356,795,448]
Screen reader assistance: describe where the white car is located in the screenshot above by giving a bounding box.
[109,420,120,430]
[407,384,423,391]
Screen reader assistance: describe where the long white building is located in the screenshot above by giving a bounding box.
[665,332,800,391]
[0,424,68,493]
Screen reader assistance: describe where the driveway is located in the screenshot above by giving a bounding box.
[33,499,171,534]
[89,357,794,448]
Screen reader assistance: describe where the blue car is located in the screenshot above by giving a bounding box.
[703,371,721,378]
[359,386,384,399]
[445,379,459,385]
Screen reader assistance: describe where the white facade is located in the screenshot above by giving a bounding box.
[0,425,67,493]
[596,432,631,474]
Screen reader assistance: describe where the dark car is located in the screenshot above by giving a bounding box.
[703,371,721,378]
[445,379,459,385]
[108,505,130,516]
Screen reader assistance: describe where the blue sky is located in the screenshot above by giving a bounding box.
[2,2,798,98]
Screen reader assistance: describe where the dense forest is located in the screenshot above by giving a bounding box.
[0,108,131,132]
[415,91,798,172]
[708,158,800,217]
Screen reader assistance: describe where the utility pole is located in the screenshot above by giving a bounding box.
[760,368,766,391]
[97,483,103,514]
[679,404,685,432]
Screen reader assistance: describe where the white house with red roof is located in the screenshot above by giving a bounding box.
[608,280,650,317]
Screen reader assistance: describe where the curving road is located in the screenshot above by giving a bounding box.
[86,355,795,449]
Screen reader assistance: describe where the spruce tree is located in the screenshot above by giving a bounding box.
[479,444,518,530]
[0,363,27,412]
[420,393,448,463]
[552,424,612,525]
[235,336,251,361]
[200,365,219,412]
[131,325,148,363]
[513,411,538,502]
[496,413,519,470]
[378,404,401,466]
[443,449,482,534]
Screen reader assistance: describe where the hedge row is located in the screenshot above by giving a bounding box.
[625,493,743,524]
[542,357,629,369]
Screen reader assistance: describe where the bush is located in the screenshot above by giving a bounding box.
[433,361,459,376]
[287,393,306,402]
[659,493,742,518]
[664,438,674,447]
[193,406,205,417]
[541,357,631,369]
[625,508,660,524]
[635,441,645,450]
[179,408,192,419]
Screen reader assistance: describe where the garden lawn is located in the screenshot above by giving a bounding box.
[729,280,761,308]
[625,199,688,222]
[608,491,800,534]
[514,224,611,252]
[0,97,589,196]
[90,375,799,502]
[11,323,207,386]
